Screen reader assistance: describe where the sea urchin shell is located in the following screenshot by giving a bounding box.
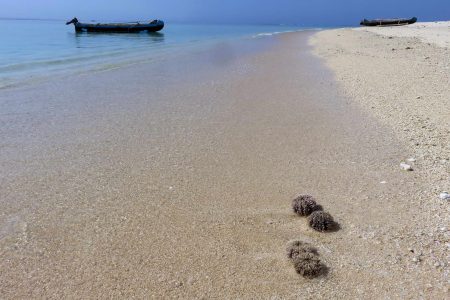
[309,211,335,232]
[292,252,323,278]
[286,240,316,260]
[292,195,319,216]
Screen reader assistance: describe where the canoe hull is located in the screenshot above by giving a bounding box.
[73,20,164,33]
[360,17,417,27]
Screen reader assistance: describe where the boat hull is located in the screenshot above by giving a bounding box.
[360,17,417,27]
[74,21,164,33]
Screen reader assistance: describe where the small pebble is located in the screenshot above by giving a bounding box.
[412,256,421,263]
[407,158,416,162]
[439,192,450,200]
[400,163,413,171]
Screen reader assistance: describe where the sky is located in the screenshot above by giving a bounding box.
[1,0,449,26]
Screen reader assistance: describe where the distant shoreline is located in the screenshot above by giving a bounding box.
[0,17,64,21]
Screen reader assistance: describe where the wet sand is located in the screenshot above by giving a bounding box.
[0,31,446,298]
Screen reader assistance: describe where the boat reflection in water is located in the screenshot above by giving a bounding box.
[74,31,165,42]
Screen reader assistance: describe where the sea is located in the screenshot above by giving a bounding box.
[0,19,305,89]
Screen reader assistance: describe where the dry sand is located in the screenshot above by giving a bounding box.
[311,22,450,297]
[359,21,450,48]
[0,30,448,298]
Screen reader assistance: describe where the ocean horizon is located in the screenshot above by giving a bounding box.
[0,19,308,89]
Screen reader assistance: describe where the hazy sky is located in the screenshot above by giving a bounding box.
[1,0,449,26]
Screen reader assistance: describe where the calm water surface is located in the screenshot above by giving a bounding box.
[0,19,304,88]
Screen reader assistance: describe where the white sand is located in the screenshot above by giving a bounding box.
[357,21,450,48]
[312,21,450,298]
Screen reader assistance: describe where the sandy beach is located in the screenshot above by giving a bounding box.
[0,26,448,298]
[312,21,450,296]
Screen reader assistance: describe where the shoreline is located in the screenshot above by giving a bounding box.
[0,21,307,91]
[0,28,448,298]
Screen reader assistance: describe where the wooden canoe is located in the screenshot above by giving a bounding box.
[66,18,164,33]
[360,17,417,27]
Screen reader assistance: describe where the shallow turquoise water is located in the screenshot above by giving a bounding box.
[0,19,304,88]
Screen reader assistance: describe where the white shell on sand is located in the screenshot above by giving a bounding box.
[439,192,450,200]
[400,163,413,171]
[407,158,416,162]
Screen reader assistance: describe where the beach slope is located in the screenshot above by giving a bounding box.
[0,29,448,298]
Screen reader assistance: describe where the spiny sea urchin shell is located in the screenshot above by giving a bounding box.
[292,252,323,278]
[292,195,319,216]
[309,211,335,232]
[286,240,316,260]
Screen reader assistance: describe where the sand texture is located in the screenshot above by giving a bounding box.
[357,21,450,48]
[0,31,448,298]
